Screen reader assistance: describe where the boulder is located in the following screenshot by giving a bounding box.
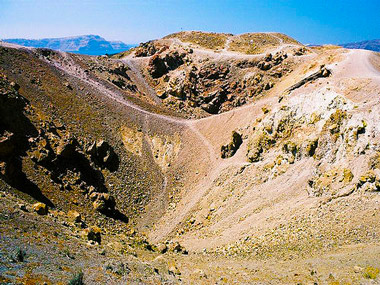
[87,140,117,170]
[272,52,287,65]
[10,81,20,91]
[221,131,243,158]
[257,61,272,71]
[200,89,227,114]
[264,53,272,62]
[156,243,168,254]
[135,41,157,57]
[168,241,185,253]
[56,135,78,158]
[166,71,186,99]
[164,51,184,71]
[64,82,72,90]
[95,140,112,163]
[147,51,185,78]
[294,47,307,56]
[85,226,102,244]
[109,63,130,79]
[90,192,116,212]
[264,82,273,90]
[148,55,167,78]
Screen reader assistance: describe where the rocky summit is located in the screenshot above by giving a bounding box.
[1,31,380,284]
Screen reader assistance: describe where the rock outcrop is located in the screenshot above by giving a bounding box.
[0,73,125,220]
[284,65,331,94]
[221,131,243,158]
[148,51,185,78]
[87,140,118,171]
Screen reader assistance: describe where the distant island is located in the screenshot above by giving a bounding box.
[2,34,136,55]
[340,39,380,52]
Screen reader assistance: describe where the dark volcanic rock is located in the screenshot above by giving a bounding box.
[87,140,118,171]
[148,55,168,78]
[135,41,158,57]
[221,131,243,158]
[56,135,79,158]
[148,51,185,78]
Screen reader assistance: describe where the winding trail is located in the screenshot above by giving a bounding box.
[222,36,232,52]
[168,36,298,60]
[123,59,163,105]
[339,49,380,81]
[46,51,188,126]
[186,121,217,164]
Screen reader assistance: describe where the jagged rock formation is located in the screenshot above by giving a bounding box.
[115,32,301,118]
[0,73,125,218]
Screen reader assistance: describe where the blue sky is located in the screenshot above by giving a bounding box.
[0,0,379,44]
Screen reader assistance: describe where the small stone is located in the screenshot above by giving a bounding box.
[168,261,181,276]
[157,243,168,254]
[193,269,207,278]
[354,266,363,273]
[19,204,28,212]
[10,81,20,90]
[64,82,72,90]
[33,202,48,215]
[67,210,81,223]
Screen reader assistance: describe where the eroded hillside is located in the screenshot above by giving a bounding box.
[1,32,380,284]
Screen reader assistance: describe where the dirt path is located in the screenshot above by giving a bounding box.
[186,121,217,163]
[168,37,299,61]
[222,36,232,52]
[149,154,252,243]
[269,33,284,45]
[44,51,188,126]
[333,49,380,83]
[123,58,163,105]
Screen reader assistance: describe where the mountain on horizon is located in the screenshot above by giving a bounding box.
[1,34,136,55]
[340,39,380,52]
